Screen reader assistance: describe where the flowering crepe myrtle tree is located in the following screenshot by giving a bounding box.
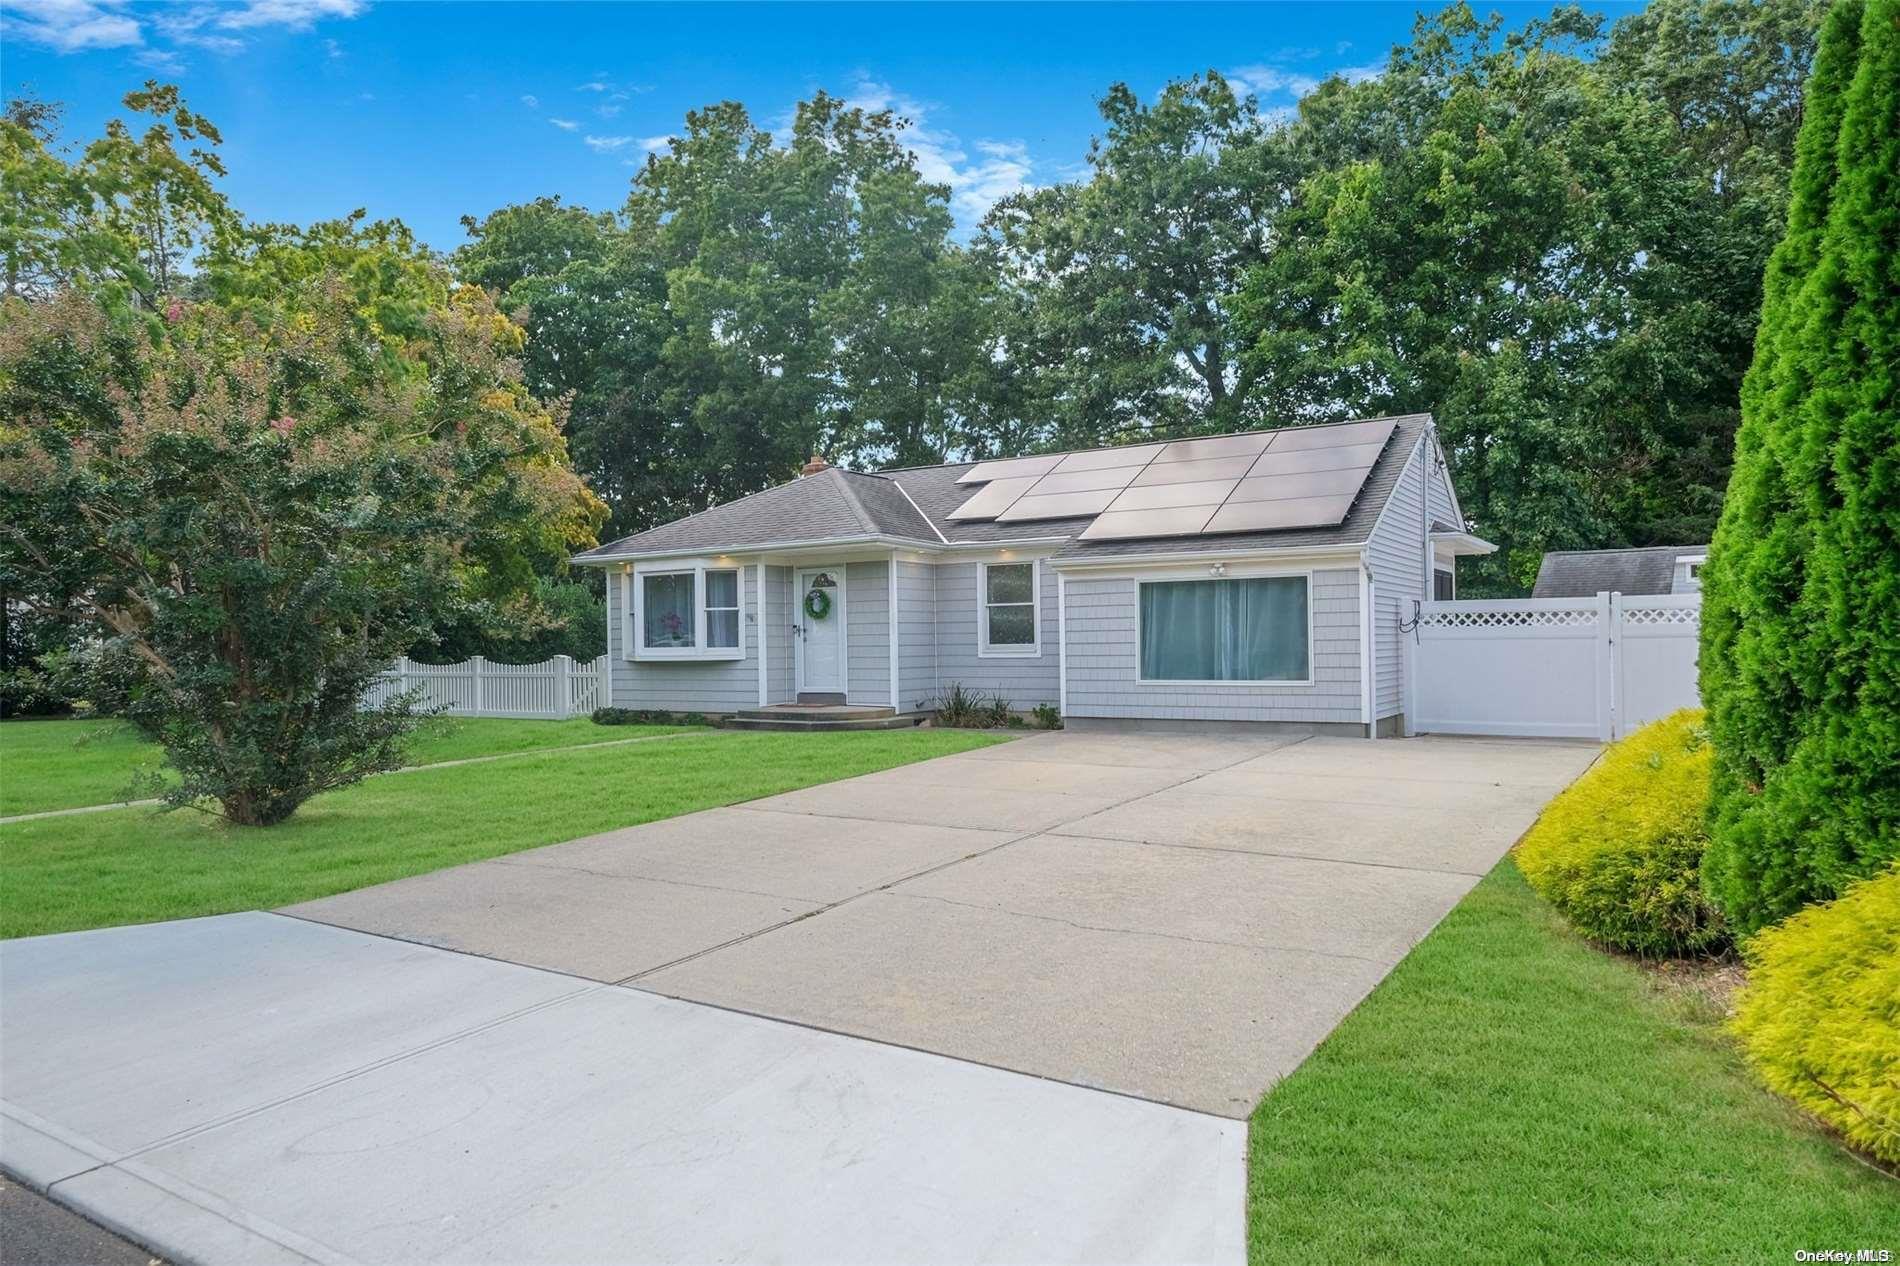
[0,280,606,825]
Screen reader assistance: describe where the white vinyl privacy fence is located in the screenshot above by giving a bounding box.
[365,654,607,719]
[1405,592,1700,740]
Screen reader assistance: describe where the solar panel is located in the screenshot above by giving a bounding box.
[1078,505,1218,541]
[1129,454,1258,487]
[947,476,1043,520]
[1225,467,1369,504]
[1149,433,1272,464]
[1262,417,1395,453]
[1204,494,1357,535]
[955,455,1064,485]
[995,488,1123,521]
[1244,441,1389,479]
[943,416,1401,538]
[1049,442,1167,473]
[1028,466,1150,496]
[1101,478,1238,512]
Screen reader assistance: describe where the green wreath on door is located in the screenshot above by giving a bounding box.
[803,588,832,620]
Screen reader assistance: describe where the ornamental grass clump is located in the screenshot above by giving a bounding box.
[1731,868,1900,1164]
[1514,710,1725,957]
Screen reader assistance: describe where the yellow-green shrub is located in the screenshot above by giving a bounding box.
[1514,710,1724,956]
[1731,869,1900,1164]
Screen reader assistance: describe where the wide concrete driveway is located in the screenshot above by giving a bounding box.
[1,731,1596,1264]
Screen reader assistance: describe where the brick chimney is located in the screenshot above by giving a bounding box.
[800,455,830,476]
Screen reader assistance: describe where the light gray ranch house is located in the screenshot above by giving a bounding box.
[574,413,1494,735]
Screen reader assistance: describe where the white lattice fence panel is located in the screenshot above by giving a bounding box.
[1617,595,1702,731]
[1408,593,1701,740]
[1411,597,1609,739]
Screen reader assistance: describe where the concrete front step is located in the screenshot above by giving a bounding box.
[721,715,926,733]
[734,705,895,723]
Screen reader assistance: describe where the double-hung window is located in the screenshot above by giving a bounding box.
[630,564,744,660]
[979,561,1039,656]
[1138,575,1309,683]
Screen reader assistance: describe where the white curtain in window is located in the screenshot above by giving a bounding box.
[642,573,696,648]
[705,570,739,648]
[1139,577,1308,681]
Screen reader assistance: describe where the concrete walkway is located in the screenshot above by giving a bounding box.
[1,731,1596,1264]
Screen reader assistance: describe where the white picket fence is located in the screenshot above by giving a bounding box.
[366,654,608,720]
[1406,591,1700,740]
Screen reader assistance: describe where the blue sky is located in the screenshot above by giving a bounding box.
[3,1,1643,252]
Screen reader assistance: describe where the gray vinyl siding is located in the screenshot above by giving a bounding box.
[764,565,794,704]
[606,567,760,713]
[1365,439,1430,721]
[897,559,939,713]
[1063,568,1364,724]
[931,560,1062,711]
[844,560,891,706]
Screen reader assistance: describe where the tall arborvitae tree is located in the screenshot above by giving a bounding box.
[1700,0,1898,933]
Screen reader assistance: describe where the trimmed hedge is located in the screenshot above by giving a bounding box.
[1731,868,1900,1164]
[1514,711,1725,957]
[591,706,709,727]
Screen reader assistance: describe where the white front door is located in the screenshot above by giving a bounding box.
[796,568,846,694]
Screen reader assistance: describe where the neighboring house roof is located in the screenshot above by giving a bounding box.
[1531,546,1709,598]
[577,413,1440,563]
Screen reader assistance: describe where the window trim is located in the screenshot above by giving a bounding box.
[626,561,746,662]
[977,559,1041,658]
[1133,570,1314,687]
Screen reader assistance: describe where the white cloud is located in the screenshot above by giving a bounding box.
[1336,61,1386,85]
[584,133,669,155]
[520,94,540,109]
[135,46,185,71]
[1,0,142,51]
[842,78,1035,225]
[321,36,341,57]
[596,103,622,118]
[576,81,607,92]
[2,0,365,56]
[549,117,579,131]
[1225,65,1321,100]
[215,0,365,32]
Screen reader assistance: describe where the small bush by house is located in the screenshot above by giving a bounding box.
[1514,710,1725,957]
[1730,868,1900,1164]
[591,706,709,727]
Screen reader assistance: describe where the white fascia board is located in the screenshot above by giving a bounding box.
[1050,543,1367,574]
[1428,531,1498,556]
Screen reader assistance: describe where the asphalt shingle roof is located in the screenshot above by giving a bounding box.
[577,413,1439,562]
[1531,546,1707,598]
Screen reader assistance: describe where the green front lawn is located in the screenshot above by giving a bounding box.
[1248,864,1899,1262]
[0,715,692,818]
[0,728,1007,939]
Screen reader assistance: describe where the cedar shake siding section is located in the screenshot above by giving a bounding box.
[1062,568,1363,725]
[1365,438,1430,722]
[844,559,891,707]
[931,560,1062,712]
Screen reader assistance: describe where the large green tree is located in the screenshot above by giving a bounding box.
[455,93,991,538]
[1234,2,1820,592]
[979,75,1295,450]
[1699,0,1897,933]
[0,281,603,825]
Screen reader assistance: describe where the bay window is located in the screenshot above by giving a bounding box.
[1138,575,1309,683]
[629,564,744,660]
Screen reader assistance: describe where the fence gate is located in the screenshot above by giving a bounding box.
[1405,592,1700,741]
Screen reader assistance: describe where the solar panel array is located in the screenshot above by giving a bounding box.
[947,418,1397,541]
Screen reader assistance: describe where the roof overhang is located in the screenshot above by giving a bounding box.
[1050,540,1370,573]
[573,531,1073,567]
[1431,530,1498,556]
